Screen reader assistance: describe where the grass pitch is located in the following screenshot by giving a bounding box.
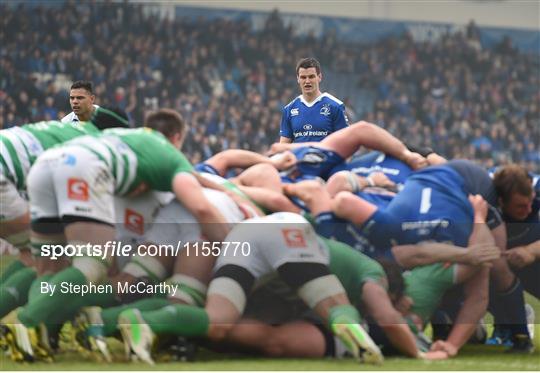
[1,256,539,371]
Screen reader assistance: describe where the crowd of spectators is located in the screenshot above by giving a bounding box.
[1,2,538,171]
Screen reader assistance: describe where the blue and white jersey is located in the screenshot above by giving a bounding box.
[362,165,475,249]
[314,189,394,258]
[279,93,348,143]
[330,151,413,190]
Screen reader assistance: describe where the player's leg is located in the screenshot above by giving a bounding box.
[225,319,331,358]
[487,225,533,352]
[0,174,32,260]
[2,153,66,362]
[0,176,38,318]
[318,121,416,167]
[283,179,332,216]
[247,213,382,363]
[17,148,118,335]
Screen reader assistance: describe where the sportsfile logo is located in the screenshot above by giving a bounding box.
[282,228,307,248]
[125,208,144,235]
[67,178,89,201]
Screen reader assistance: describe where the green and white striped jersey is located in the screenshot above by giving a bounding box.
[67,127,193,196]
[0,121,100,189]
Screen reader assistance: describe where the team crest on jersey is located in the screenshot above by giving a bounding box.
[282,228,307,248]
[291,108,299,116]
[67,178,89,201]
[320,104,331,116]
[125,208,144,235]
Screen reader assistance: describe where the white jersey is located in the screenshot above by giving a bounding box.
[114,191,174,246]
[61,104,100,123]
[144,188,248,247]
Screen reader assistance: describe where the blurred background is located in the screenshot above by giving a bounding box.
[1,0,538,171]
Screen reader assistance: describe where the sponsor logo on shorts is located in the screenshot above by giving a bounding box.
[125,208,144,235]
[67,178,89,201]
[282,228,307,248]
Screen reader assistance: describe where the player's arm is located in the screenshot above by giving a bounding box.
[172,172,230,242]
[237,185,301,214]
[269,141,318,154]
[505,239,540,267]
[192,172,264,217]
[431,195,494,356]
[204,149,278,176]
[431,267,489,357]
[362,281,420,358]
[392,242,500,269]
[279,136,292,144]
[332,191,378,226]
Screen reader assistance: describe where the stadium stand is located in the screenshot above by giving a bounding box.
[0,2,538,171]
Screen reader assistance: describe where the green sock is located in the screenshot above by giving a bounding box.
[102,297,171,336]
[140,303,209,337]
[28,274,54,302]
[43,282,119,329]
[0,267,36,318]
[19,267,87,327]
[0,259,26,283]
[328,304,362,327]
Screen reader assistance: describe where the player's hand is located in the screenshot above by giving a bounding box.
[430,340,458,357]
[367,172,396,189]
[421,350,449,360]
[504,246,536,268]
[468,194,487,222]
[270,151,296,170]
[401,150,428,170]
[464,243,500,266]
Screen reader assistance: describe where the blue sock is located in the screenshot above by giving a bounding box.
[314,212,342,239]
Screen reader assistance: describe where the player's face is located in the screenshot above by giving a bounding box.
[501,192,534,221]
[297,67,321,96]
[69,88,95,118]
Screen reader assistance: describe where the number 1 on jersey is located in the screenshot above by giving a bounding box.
[419,187,432,214]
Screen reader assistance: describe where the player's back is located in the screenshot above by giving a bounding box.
[380,164,475,247]
[330,151,413,189]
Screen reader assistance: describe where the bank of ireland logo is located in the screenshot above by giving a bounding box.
[67,178,89,201]
[303,124,313,130]
[320,104,331,116]
[125,208,144,235]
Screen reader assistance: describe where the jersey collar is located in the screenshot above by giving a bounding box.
[299,92,326,107]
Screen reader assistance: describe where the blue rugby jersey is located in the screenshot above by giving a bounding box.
[279,93,348,143]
